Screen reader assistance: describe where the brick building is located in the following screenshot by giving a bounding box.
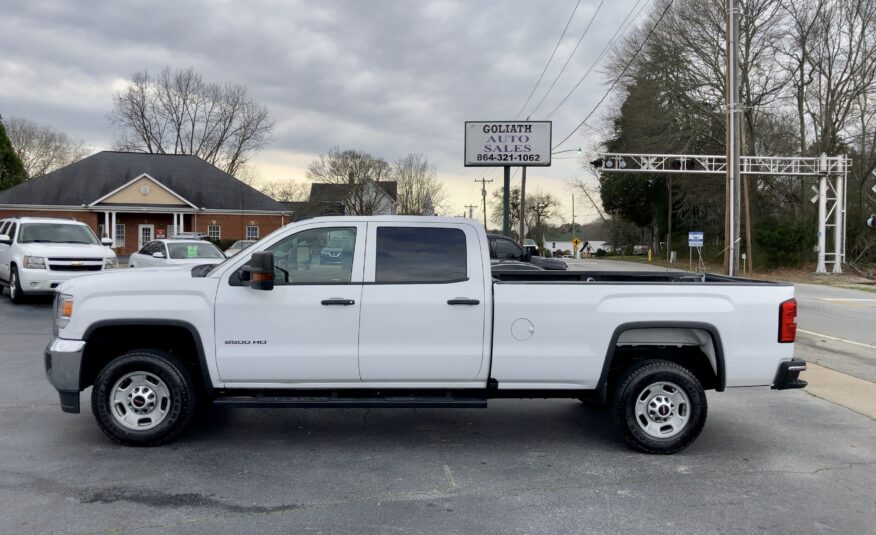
[0,152,290,254]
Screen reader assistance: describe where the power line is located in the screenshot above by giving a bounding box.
[552,0,674,151]
[527,0,607,118]
[545,0,649,119]
[515,0,582,119]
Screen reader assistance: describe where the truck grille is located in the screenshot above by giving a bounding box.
[47,258,103,272]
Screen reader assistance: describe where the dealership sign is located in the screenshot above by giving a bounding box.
[464,121,552,167]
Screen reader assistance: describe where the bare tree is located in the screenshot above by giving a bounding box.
[306,148,392,215]
[5,117,90,177]
[257,179,310,202]
[392,153,446,215]
[109,67,274,176]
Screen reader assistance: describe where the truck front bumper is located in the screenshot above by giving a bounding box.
[44,338,85,413]
[772,358,807,390]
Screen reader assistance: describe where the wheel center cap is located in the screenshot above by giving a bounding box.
[658,405,669,416]
[132,396,146,407]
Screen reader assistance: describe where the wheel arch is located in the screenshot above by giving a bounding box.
[595,321,726,403]
[80,320,214,396]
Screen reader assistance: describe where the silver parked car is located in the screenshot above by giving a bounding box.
[129,239,225,268]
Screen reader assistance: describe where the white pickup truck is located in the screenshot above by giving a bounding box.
[45,216,806,454]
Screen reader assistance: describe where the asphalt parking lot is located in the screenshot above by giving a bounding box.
[2,292,876,534]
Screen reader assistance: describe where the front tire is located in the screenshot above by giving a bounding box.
[91,350,197,446]
[614,360,707,454]
[8,266,24,304]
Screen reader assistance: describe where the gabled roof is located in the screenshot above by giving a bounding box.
[0,151,287,212]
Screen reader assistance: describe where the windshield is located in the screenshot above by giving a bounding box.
[230,240,256,249]
[168,242,225,259]
[18,223,100,244]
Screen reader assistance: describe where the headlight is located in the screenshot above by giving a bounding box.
[23,256,46,269]
[56,293,74,329]
[104,257,119,269]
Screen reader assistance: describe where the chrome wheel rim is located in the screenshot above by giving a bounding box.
[9,272,16,299]
[110,371,171,430]
[634,381,690,438]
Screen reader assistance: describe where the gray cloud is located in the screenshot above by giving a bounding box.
[0,0,650,217]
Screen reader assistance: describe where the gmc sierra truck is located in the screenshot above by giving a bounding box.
[45,216,806,454]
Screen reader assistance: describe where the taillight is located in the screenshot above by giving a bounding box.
[779,298,797,343]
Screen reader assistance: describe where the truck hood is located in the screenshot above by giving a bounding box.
[57,263,201,295]
[18,242,115,259]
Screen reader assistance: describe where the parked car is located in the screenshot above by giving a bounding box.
[128,239,226,268]
[0,217,117,303]
[224,240,256,257]
[319,236,355,265]
[488,234,567,270]
[47,216,806,454]
[633,245,648,255]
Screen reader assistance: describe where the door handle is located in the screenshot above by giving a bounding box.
[447,298,480,305]
[321,298,356,306]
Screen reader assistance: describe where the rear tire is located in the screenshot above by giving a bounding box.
[8,266,24,304]
[91,350,197,446]
[613,360,707,454]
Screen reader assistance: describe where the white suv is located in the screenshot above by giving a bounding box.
[0,217,118,303]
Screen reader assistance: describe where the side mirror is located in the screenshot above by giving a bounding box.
[101,237,114,246]
[241,251,274,290]
[0,234,10,245]
[152,252,165,259]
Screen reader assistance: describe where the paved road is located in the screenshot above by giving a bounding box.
[1,290,876,533]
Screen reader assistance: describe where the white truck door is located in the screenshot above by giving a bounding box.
[214,223,365,384]
[358,223,488,383]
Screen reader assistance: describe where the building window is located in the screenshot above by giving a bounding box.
[208,224,221,239]
[114,224,125,247]
[246,225,259,240]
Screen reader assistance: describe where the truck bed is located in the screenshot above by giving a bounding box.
[492,270,785,285]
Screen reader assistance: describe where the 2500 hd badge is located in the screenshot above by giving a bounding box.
[224,340,267,345]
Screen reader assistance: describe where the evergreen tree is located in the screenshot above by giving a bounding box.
[0,115,28,191]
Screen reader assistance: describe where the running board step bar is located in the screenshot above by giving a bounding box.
[213,394,488,409]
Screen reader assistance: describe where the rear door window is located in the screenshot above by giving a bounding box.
[375,227,467,283]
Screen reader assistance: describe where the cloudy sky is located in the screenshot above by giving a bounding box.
[0,0,653,225]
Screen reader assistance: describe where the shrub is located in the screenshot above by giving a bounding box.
[754,217,815,268]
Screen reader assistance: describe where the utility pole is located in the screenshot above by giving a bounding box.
[502,166,511,236]
[667,175,672,262]
[464,204,477,219]
[518,167,527,243]
[725,0,741,277]
[475,177,493,229]
[571,194,576,257]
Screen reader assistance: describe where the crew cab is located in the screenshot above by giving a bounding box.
[45,216,806,454]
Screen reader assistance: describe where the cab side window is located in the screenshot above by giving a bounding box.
[266,227,357,284]
[495,237,522,260]
[375,227,467,283]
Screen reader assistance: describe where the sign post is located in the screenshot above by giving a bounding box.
[688,231,704,271]
[465,121,551,237]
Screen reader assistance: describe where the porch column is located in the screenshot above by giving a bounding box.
[110,212,117,245]
[103,211,109,237]
[179,213,185,233]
